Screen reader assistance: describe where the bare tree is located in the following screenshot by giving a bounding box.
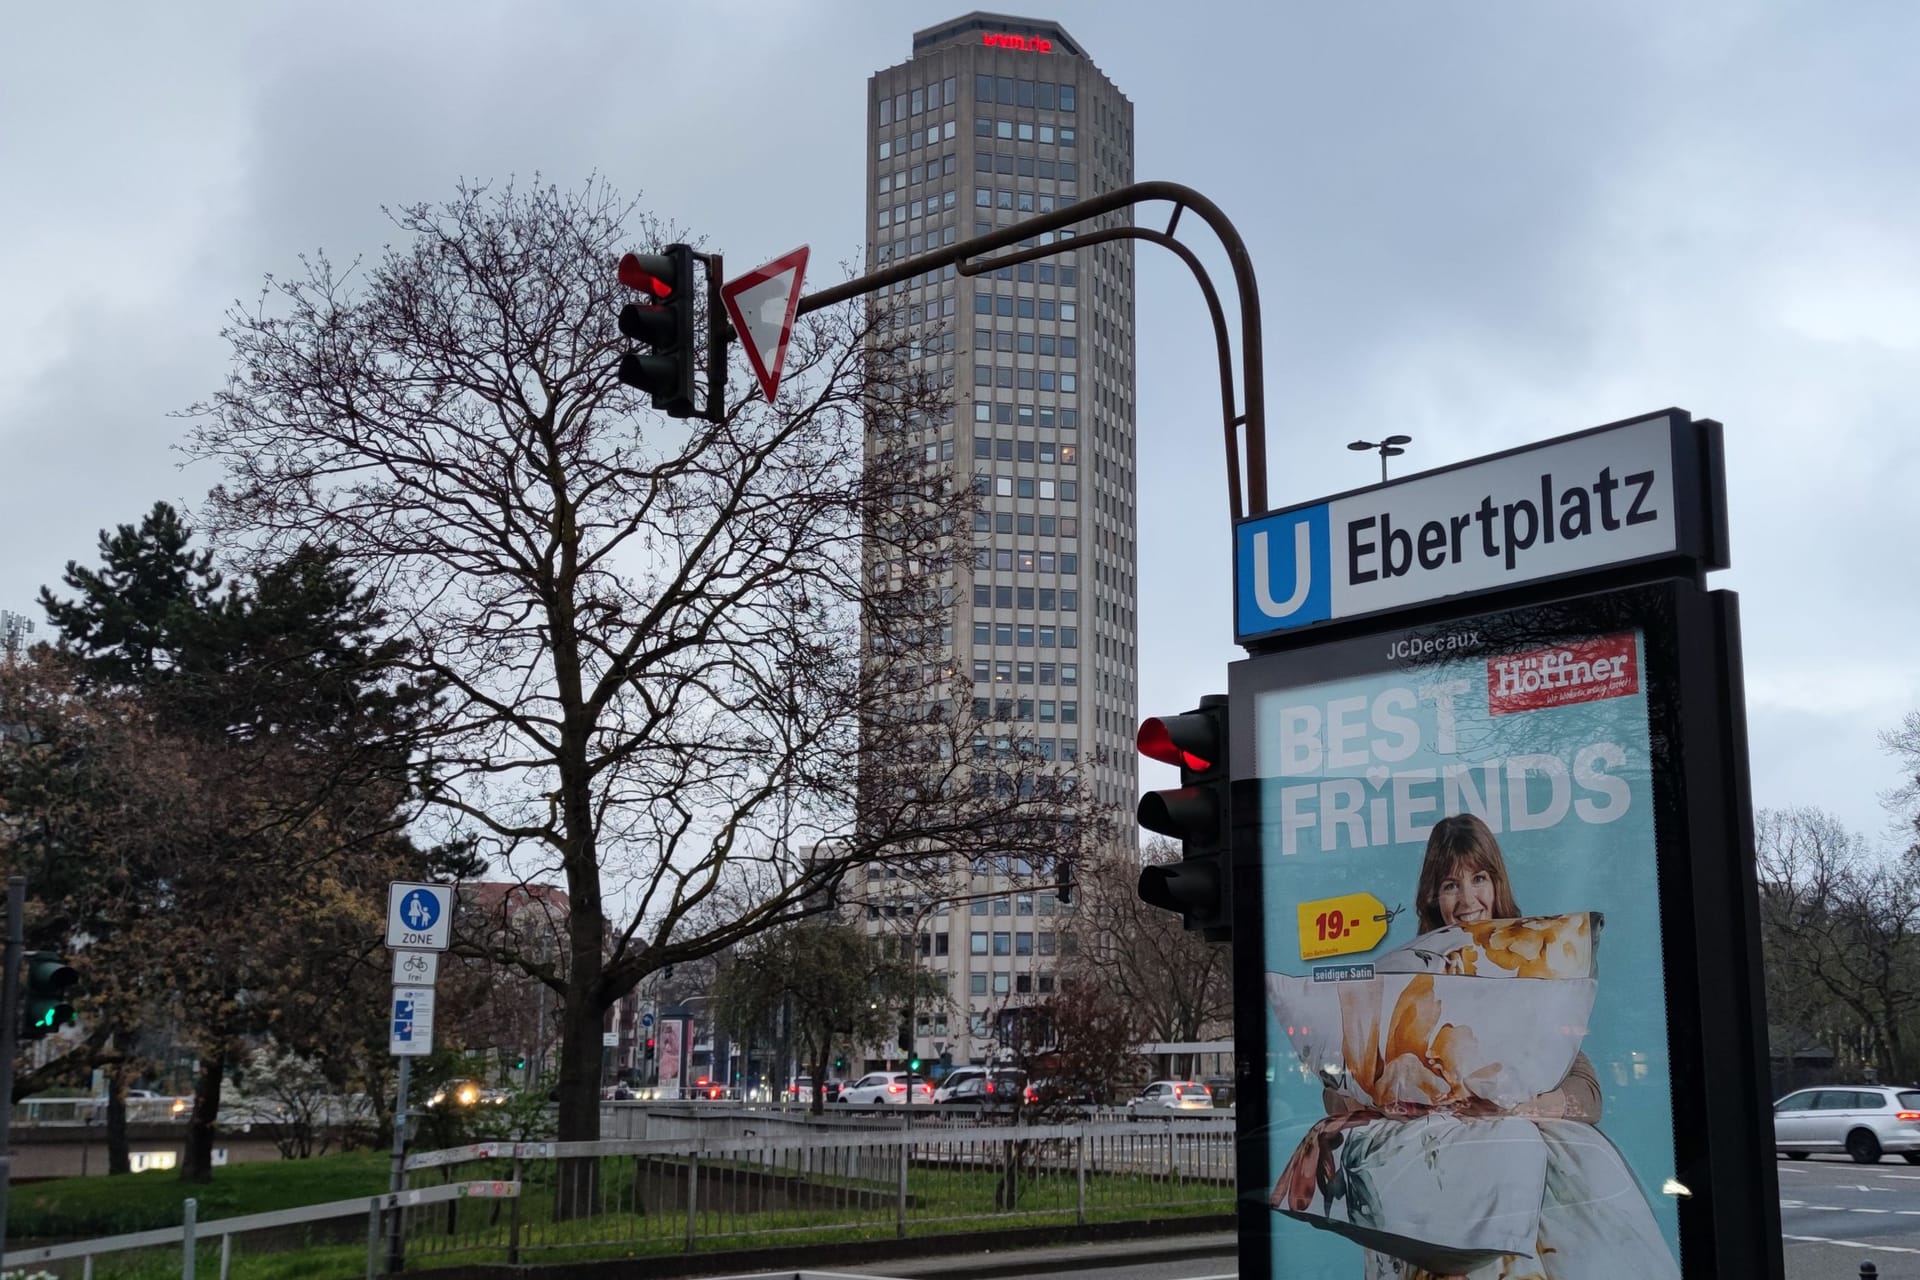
[1756,806,1920,1082]
[184,178,1098,1181]
[1060,839,1232,1058]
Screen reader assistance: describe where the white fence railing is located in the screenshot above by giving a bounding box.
[399,1119,1235,1267]
[0,1180,516,1279]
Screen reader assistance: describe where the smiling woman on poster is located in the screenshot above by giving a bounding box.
[1268,805,1678,1279]
[1319,816,1602,1129]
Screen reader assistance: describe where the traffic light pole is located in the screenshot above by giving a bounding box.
[0,874,25,1258]
[794,180,1270,521]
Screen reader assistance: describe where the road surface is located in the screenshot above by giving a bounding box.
[1781,1153,1920,1278]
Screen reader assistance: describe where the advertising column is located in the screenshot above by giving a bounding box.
[658,1018,686,1098]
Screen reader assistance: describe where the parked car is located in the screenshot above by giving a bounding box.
[837,1071,933,1105]
[785,1076,842,1104]
[932,1065,987,1104]
[1774,1085,1920,1163]
[1023,1076,1097,1108]
[1126,1080,1213,1118]
[938,1071,1024,1111]
[934,1066,1023,1103]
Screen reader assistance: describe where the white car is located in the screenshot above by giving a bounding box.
[1775,1086,1920,1164]
[837,1071,933,1105]
[1126,1080,1213,1118]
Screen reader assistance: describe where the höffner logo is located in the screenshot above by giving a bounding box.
[1235,415,1681,640]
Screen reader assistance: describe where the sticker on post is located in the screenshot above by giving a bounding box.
[1297,891,1390,961]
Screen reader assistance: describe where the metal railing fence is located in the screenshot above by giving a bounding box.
[399,1119,1233,1266]
[0,1179,516,1279]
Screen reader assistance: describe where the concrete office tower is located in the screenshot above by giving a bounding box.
[856,13,1138,1070]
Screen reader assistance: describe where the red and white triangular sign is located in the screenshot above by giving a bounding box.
[721,246,809,404]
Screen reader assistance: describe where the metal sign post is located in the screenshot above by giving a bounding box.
[383,880,452,1274]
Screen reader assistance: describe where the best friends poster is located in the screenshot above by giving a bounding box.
[1251,622,1681,1280]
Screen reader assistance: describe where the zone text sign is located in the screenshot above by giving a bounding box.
[386,881,452,952]
[1234,410,1724,643]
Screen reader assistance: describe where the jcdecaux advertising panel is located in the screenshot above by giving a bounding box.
[1241,605,1679,1279]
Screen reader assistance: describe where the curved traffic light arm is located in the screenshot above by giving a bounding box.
[795,180,1268,521]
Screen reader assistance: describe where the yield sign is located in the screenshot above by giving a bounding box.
[721,246,809,404]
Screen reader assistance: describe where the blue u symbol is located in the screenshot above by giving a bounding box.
[1237,505,1331,633]
[1253,522,1314,617]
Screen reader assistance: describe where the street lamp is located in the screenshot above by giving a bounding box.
[1348,435,1412,484]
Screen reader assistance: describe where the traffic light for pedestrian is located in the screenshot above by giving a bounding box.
[1135,694,1233,941]
[617,245,697,417]
[21,951,78,1041]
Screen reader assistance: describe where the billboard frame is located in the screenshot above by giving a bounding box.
[1227,576,1779,1280]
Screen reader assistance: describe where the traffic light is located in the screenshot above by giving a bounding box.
[645,1037,656,1059]
[1135,693,1233,941]
[21,951,77,1041]
[897,1016,912,1054]
[1054,857,1076,905]
[834,1054,847,1072]
[617,245,697,417]
[907,1053,923,1073]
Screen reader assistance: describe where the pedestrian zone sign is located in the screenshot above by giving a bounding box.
[386,881,451,952]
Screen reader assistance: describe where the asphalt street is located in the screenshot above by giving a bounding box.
[805,1159,1920,1280]
[1780,1154,1920,1278]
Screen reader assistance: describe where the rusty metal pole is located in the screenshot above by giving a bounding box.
[796,181,1268,520]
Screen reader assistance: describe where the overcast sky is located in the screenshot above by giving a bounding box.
[3,1,1915,842]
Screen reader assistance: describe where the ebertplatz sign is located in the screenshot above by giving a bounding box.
[1234,410,1726,643]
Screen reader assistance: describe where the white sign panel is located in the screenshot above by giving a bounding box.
[385,881,452,952]
[721,246,809,403]
[390,986,435,1056]
[1236,413,1691,641]
[392,949,440,987]
[602,1031,619,1047]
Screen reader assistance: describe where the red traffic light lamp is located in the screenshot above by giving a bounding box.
[1136,695,1233,941]
[617,246,697,418]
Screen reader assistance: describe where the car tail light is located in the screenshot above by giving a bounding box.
[1898,1111,1920,1121]
[921,1082,933,1095]
[1172,1086,1184,1098]
[887,1082,904,1094]
[984,1081,995,1093]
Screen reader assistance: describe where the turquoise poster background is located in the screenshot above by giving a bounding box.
[1254,626,1680,1276]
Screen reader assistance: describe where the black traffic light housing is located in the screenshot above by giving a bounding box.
[897,1017,912,1054]
[617,245,698,418]
[1136,693,1233,942]
[22,950,78,1041]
